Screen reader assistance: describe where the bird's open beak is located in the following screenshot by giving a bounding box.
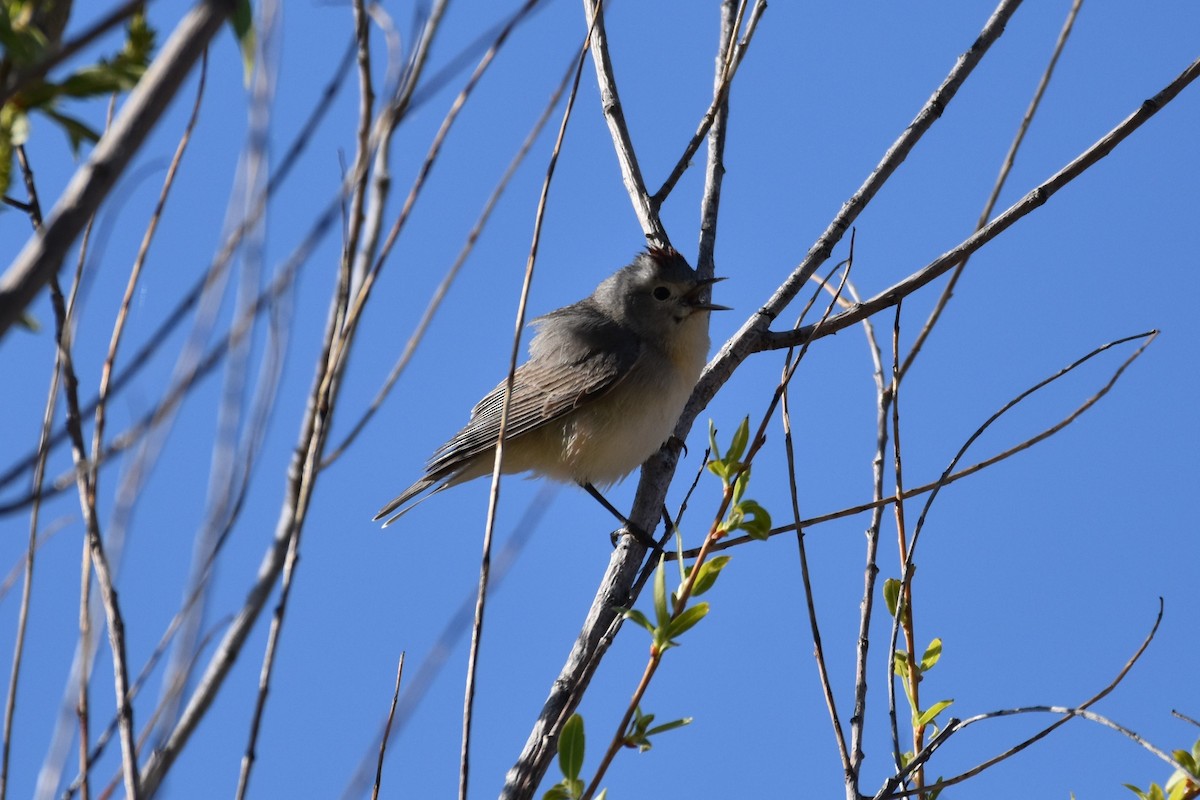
[685,276,731,311]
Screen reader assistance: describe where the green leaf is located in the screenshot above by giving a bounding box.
[595,790,607,800]
[620,608,655,634]
[39,108,99,154]
[558,714,585,782]
[706,459,727,482]
[915,699,954,728]
[1171,748,1196,774]
[727,416,749,463]
[893,650,909,675]
[920,638,943,672]
[689,555,731,596]
[667,602,709,640]
[644,717,692,737]
[707,420,719,465]
[1123,783,1150,800]
[653,555,669,630]
[733,499,772,540]
[230,0,256,86]
[883,578,901,617]
[541,778,583,800]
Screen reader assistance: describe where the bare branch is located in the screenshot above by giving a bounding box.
[899,0,1086,381]
[770,54,1200,352]
[581,0,665,246]
[371,653,405,800]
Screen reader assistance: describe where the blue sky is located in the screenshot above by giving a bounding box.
[1,1,1198,798]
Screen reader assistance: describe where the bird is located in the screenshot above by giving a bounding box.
[374,246,727,528]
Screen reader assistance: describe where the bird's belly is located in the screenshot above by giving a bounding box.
[530,363,696,486]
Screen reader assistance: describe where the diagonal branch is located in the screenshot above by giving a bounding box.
[769,54,1200,353]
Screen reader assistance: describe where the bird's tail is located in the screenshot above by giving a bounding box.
[373,479,448,527]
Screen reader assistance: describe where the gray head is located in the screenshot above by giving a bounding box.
[591,247,727,337]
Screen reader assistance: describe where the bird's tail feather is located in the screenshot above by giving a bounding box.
[374,479,448,527]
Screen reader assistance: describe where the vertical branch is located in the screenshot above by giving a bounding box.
[851,307,890,800]
[50,242,141,800]
[2,147,57,800]
[889,303,925,791]
[502,3,753,794]
[461,20,592,800]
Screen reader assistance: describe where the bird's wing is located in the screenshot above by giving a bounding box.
[424,307,641,476]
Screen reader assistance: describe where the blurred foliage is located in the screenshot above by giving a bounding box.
[0,0,154,196]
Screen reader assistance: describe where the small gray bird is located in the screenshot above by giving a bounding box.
[374,247,727,527]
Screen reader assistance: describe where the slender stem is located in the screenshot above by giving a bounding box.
[898,0,1086,382]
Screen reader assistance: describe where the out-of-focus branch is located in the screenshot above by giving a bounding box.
[0,0,234,338]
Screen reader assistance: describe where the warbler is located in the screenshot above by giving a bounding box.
[375,246,726,527]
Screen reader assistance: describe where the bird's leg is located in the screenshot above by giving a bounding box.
[580,482,663,553]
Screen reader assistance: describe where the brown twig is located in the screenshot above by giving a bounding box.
[887,303,928,795]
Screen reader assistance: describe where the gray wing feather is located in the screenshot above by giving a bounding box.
[374,300,640,521]
[426,302,640,475]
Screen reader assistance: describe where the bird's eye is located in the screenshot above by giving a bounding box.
[652,286,671,301]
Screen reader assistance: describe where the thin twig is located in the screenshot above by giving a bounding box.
[689,328,1159,557]
[1174,711,1200,730]
[581,0,665,245]
[49,223,141,800]
[769,54,1200,353]
[888,303,927,791]
[899,0,1085,382]
[781,268,853,778]
[371,653,405,800]
[323,28,574,467]
[462,13,592,800]
[652,0,766,208]
[2,144,56,800]
[877,600,1164,797]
